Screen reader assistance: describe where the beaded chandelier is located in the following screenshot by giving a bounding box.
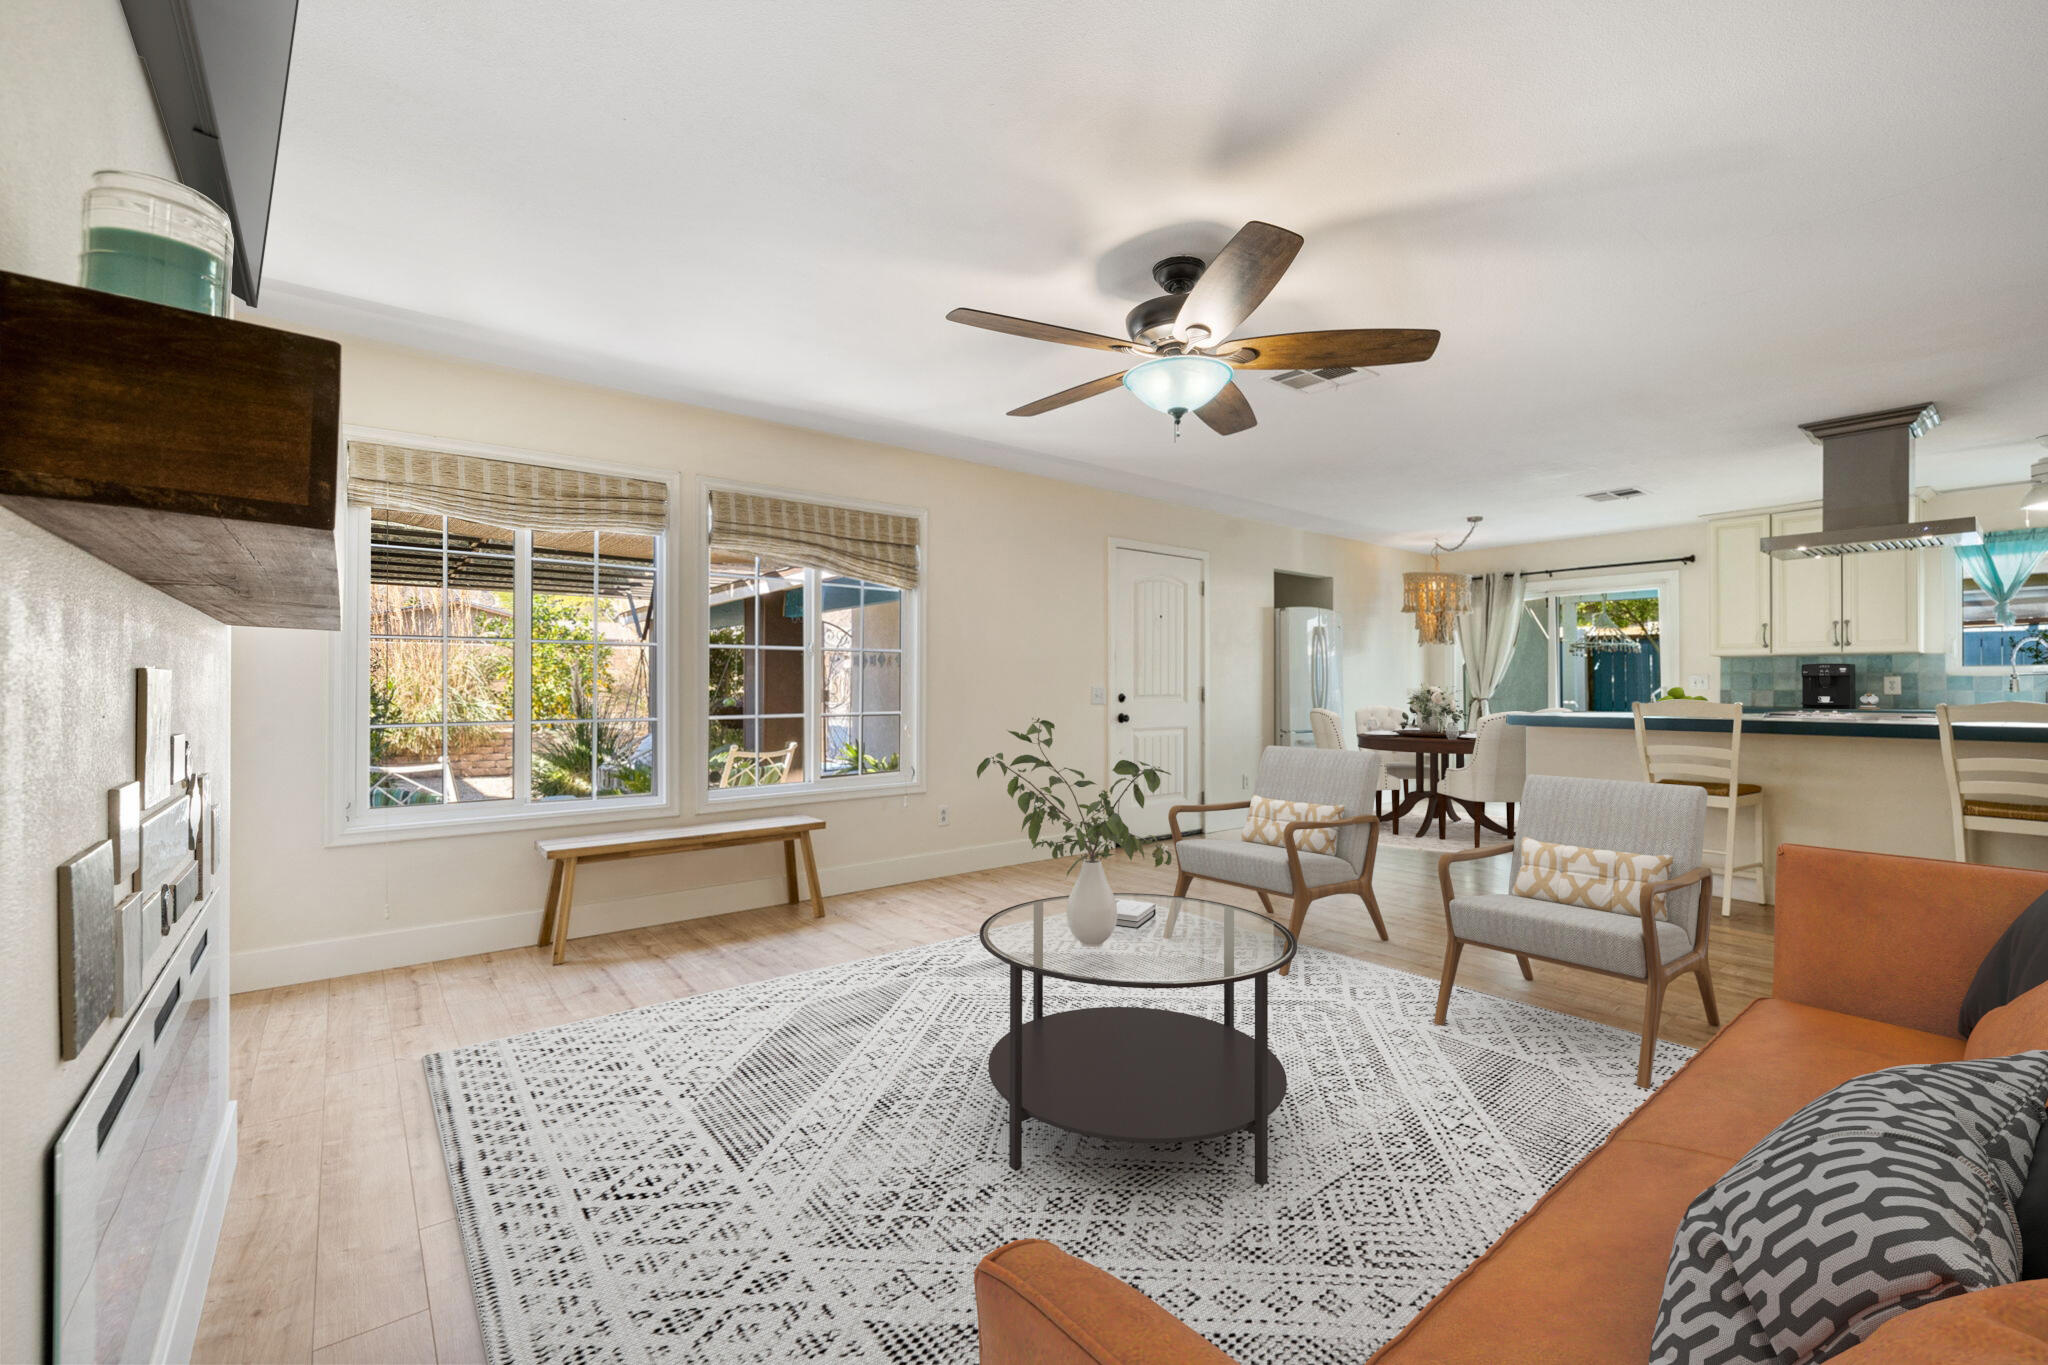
[1403,516,1481,645]
[1403,560,1470,645]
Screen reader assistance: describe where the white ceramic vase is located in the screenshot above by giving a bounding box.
[1067,858,1116,946]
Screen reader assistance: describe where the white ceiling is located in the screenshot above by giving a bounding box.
[259,0,2048,551]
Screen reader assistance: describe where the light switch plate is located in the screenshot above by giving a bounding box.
[1090,686,1105,705]
[1687,675,1711,693]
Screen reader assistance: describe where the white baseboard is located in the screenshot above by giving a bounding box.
[231,837,1038,990]
[156,1102,237,1364]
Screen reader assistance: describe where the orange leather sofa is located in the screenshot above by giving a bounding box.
[974,846,2048,1364]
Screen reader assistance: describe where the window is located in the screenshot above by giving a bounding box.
[1486,573,1679,712]
[1960,570,2048,668]
[335,438,672,838]
[702,485,921,803]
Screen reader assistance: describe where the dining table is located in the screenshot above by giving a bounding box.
[1357,729,1515,842]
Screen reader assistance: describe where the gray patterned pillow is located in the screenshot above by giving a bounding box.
[1651,1052,2048,1364]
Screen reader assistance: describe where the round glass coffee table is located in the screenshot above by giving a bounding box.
[978,895,1295,1184]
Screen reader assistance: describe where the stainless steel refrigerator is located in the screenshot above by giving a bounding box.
[1275,607,1343,746]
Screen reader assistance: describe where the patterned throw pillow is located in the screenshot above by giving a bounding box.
[1240,795,1344,856]
[1651,1052,2048,1365]
[1511,837,1675,919]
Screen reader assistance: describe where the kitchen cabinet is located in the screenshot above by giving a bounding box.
[1770,510,1842,654]
[1709,514,1773,654]
[1708,508,1925,657]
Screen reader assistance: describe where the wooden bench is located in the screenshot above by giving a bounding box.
[535,815,827,964]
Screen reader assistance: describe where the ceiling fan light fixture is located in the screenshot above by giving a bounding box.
[1121,355,1233,420]
[2023,445,2048,512]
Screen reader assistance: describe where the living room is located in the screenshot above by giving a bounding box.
[7,3,2048,1364]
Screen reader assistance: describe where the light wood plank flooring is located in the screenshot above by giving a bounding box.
[194,842,1773,1363]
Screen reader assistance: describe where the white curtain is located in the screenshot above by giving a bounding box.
[1457,572,1526,719]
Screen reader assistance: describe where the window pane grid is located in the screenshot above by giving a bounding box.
[363,500,660,821]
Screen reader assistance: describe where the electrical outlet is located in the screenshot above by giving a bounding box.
[1090,686,1105,705]
[937,805,950,827]
[1687,675,1711,693]
[1241,774,1250,791]
[1884,674,1903,696]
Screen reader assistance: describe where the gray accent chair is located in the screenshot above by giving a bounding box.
[1169,746,1387,972]
[1435,774,1717,1087]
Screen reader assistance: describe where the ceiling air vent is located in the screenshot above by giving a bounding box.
[1582,487,1646,503]
[1269,366,1362,391]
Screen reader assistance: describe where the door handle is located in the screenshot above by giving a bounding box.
[1116,692,1127,703]
[1842,618,1850,647]
[1116,713,1130,724]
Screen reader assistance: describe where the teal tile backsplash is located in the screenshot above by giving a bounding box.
[1719,653,2048,709]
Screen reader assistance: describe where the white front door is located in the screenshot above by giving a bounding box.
[1109,545,1205,839]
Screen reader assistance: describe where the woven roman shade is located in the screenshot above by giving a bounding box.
[709,489,921,591]
[346,441,668,533]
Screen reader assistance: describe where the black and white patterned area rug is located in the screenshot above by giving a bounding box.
[424,936,1690,1364]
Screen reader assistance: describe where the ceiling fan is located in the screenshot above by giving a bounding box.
[947,220,1440,436]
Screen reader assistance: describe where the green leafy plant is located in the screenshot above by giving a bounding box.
[977,718,1170,867]
[835,741,901,775]
[533,725,653,798]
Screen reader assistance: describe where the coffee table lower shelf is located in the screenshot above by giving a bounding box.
[988,1006,1287,1180]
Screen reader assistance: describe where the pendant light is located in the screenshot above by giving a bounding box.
[2023,438,2048,512]
[1403,516,1481,645]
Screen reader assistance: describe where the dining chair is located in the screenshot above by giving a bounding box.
[1354,704,1418,825]
[1437,710,1523,846]
[1937,700,2048,861]
[1169,746,1387,971]
[1631,700,1765,916]
[1309,707,1345,750]
[1436,775,1714,1087]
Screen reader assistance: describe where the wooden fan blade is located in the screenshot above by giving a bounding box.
[947,308,1140,354]
[1196,382,1256,435]
[1172,221,1303,345]
[1222,329,1441,369]
[1008,371,1127,417]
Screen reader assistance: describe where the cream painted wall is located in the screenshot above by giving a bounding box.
[229,333,1428,986]
[0,6,228,1359]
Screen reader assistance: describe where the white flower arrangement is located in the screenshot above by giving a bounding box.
[1406,685,1464,728]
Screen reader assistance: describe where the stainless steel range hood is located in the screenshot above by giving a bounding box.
[1759,403,1980,559]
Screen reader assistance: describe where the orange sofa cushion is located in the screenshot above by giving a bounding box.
[1830,1281,2048,1363]
[974,1239,1238,1365]
[1967,979,2048,1059]
[1620,999,1966,1161]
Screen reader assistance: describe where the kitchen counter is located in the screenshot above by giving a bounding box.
[1506,709,2048,899]
[1509,709,2048,742]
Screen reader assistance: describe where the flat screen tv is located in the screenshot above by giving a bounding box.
[120,0,300,306]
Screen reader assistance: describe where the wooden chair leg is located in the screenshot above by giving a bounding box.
[1637,975,1668,1088]
[798,831,826,918]
[1721,799,1739,917]
[784,840,800,905]
[1280,890,1314,974]
[1434,939,1463,1024]
[1516,954,1533,980]
[1506,802,1515,837]
[1358,879,1388,941]
[549,857,578,965]
[1695,963,1720,1027]
[537,859,564,949]
[1472,805,1483,848]
[1255,890,1276,916]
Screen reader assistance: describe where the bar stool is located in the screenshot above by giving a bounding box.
[1632,700,1766,916]
[1936,701,2048,861]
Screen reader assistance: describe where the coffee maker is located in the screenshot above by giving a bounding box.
[1801,662,1855,710]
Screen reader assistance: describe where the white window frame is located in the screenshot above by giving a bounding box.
[326,428,682,846]
[1946,552,2048,676]
[693,477,927,812]
[1515,569,1682,709]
